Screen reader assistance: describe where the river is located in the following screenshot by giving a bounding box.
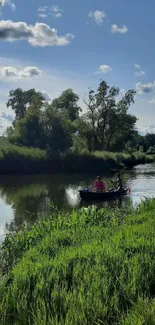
[0,163,155,239]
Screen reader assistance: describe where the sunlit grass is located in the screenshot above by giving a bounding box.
[0,140,47,160]
[1,199,155,324]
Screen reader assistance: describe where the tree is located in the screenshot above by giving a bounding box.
[108,113,137,151]
[7,88,79,152]
[5,83,138,154]
[72,117,93,152]
[83,81,136,151]
[11,106,45,148]
[7,88,45,120]
[43,107,76,154]
[144,133,155,151]
[51,89,81,121]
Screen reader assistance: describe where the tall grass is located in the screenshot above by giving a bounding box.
[0,139,153,174]
[0,141,47,174]
[63,150,154,173]
[1,199,155,324]
[0,139,46,159]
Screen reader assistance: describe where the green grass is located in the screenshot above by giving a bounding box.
[78,150,154,164]
[0,139,153,174]
[62,150,154,173]
[0,139,47,159]
[1,199,155,324]
[0,140,48,174]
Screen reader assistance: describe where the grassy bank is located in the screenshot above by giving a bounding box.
[0,141,154,174]
[1,199,155,324]
[63,150,154,173]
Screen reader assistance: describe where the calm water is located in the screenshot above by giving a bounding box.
[0,163,155,239]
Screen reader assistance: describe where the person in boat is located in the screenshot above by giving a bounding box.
[110,173,123,190]
[93,176,106,193]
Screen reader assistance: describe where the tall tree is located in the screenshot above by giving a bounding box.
[11,106,44,148]
[7,88,45,120]
[5,83,137,154]
[51,89,81,121]
[7,89,78,152]
[83,81,136,151]
[43,107,76,154]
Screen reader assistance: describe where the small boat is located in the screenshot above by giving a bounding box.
[79,187,129,201]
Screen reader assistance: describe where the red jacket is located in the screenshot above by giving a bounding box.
[94,180,106,192]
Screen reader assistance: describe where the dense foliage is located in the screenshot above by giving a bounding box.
[5,81,139,153]
[1,199,155,324]
[2,80,155,174]
[6,87,80,154]
[5,81,155,155]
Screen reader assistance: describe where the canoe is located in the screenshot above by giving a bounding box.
[79,187,129,201]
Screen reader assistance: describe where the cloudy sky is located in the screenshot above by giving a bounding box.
[0,0,154,134]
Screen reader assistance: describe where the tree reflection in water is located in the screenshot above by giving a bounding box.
[0,166,148,234]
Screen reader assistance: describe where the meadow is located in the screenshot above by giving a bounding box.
[1,199,155,324]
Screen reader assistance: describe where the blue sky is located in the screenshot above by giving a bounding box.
[0,0,155,134]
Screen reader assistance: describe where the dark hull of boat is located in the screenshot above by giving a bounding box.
[80,188,128,201]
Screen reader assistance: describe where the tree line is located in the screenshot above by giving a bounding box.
[5,80,155,155]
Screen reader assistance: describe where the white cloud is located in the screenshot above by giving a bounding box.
[88,10,106,25]
[137,123,155,135]
[0,0,16,11]
[0,113,13,134]
[20,67,41,78]
[51,5,63,18]
[54,12,62,18]
[134,64,145,77]
[1,112,13,121]
[38,6,48,12]
[99,64,112,73]
[134,64,141,69]
[41,91,51,101]
[136,82,155,94]
[0,0,5,6]
[0,66,41,79]
[111,24,128,34]
[148,98,155,104]
[38,5,63,19]
[10,2,15,11]
[38,14,48,19]
[51,5,61,12]
[36,90,51,101]
[120,88,126,96]
[135,70,145,77]
[116,88,127,103]
[0,20,74,46]
[0,101,14,135]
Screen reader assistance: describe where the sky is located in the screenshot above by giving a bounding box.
[0,0,154,134]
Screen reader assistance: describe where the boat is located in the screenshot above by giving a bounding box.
[79,187,129,201]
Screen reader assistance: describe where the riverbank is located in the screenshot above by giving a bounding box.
[1,199,155,324]
[0,142,154,174]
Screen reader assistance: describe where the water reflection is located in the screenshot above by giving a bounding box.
[0,164,155,237]
[65,186,81,207]
[79,195,131,210]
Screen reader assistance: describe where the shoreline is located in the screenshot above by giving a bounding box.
[0,146,154,175]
